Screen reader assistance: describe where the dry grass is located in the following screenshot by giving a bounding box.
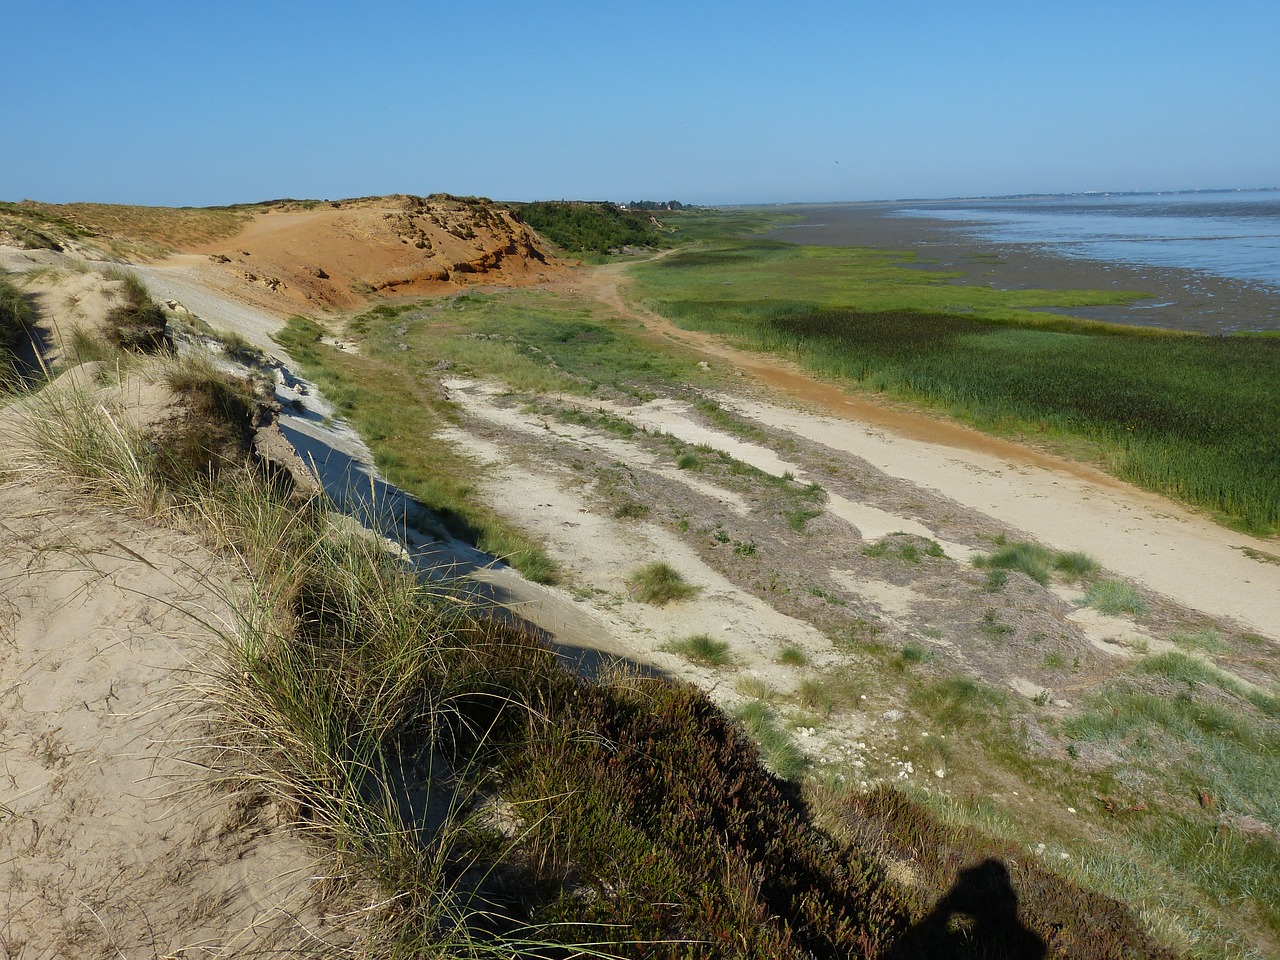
[10,201,249,258]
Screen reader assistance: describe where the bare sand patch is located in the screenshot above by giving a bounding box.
[0,480,322,958]
[830,572,927,624]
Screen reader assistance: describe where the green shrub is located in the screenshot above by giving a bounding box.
[516,201,664,254]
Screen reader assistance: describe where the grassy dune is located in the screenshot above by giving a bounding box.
[632,227,1280,532]
[0,200,249,258]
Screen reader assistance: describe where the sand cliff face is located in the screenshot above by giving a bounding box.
[189,194,562,312]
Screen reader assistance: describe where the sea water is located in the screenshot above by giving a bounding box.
[891,190,1280,290]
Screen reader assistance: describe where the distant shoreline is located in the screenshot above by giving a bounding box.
[762,203,1280,334]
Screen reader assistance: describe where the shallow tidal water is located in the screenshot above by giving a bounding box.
[892,190,1280,290]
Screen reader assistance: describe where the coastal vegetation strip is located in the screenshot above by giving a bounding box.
[271,288,1275,957]
[632,220,1280,532]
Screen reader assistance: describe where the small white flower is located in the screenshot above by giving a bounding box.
[934,769,946,779]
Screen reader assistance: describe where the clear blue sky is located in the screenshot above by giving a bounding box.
[4,0,1277,206]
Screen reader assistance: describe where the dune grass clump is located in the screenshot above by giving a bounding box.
[973,542,1101,587]
[663,633,733,667]
[731,699,808,781]
[1053,551,1100,581]
[0,273,36,380]
[156,353,261,484]
[103,270,170,354]
[974,541,1055,585]
[1083,579,1147,616]
[15,373,164,511]
[625,560,699,605]
[777,643,809,667]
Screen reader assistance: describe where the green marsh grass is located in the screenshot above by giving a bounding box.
[630,234,1280,533]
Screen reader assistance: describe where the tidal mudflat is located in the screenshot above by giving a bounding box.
[766,201,1280,334]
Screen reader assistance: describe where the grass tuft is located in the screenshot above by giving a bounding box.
[625,561,699,605]
[777,643,809,667]
[973,541,1054,585]
[103,270,171,354]
[663,633,733,667]
[1053,550,1100,581]
[1082,579,1148,616]
[733,700,807,779]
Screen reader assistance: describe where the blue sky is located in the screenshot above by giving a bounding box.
[4,0,1277,206]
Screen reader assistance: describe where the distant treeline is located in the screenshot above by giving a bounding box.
[515,201,667,254]
[627,200,688,211]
